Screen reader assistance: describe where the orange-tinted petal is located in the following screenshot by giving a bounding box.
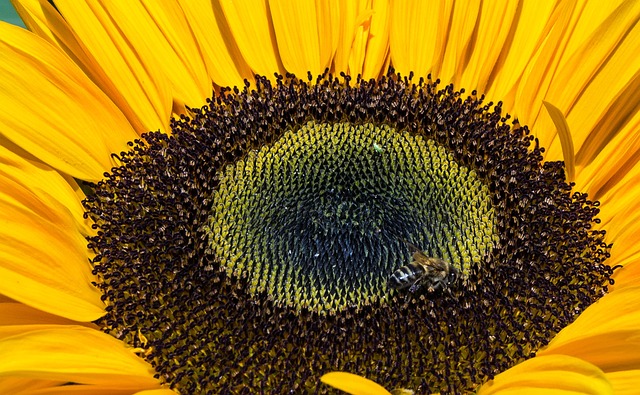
[0,302,89,327]
[133,390,178,395]
[0,378,66,395]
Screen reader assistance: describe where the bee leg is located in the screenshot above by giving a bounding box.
[407,278,424,293]
[430,281,443,293]
[402,294,412,309]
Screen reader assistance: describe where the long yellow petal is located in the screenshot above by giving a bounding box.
[484,0,560,111]
[332,1,358,73]
[0,168,104,321]
[477,354,613,395]
[533,0,640,162]
[0,326,159,390]
[435,0,479,85]
[269,0,335,77]
[389,0,449,78]
[219,0,283,77]
[0,137,92,236]
[33,0,173,134]
[456,0,520,93]
[125,1,211,110]
[349,0,390,80]
[574,111,640,202]
[0,22,135,181]
[512,0,580,144]
[11,0,88,67]
[177,0,253,88]
[320,372,391,395]
[539,286,640,372]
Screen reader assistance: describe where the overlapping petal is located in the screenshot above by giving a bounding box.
[0,0,638,393]
[477,354,613,395]
[0,138,105,321]
[176,0,253,88]
[12,0,173,134]
[0,22,135,181]
[0,325,160,391]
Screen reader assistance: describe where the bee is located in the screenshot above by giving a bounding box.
[388,243,458,293]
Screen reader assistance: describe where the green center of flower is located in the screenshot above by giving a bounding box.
[207,121,496,313]
[84,71,614,394]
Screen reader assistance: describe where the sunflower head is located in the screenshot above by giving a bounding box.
[80,71,613,393]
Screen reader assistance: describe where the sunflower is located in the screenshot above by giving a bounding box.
[1,0,639,394]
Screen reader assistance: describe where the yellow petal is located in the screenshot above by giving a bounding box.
[219,0,283,77]
[389,0,449,78]
[11,0,87,60]
[574,110,640,202]
[0,171,105,321]
[604,370,640,394]
[351,1,390,80]
[3,382,164,395]
[483,0,560,110]
[332,2,359,73]
[0,22,136,181]
[542,101,575,181]
[269,0,335,77]
[177,0,253,88]
[119,1,211,109]
[457,0,520,94]
[32,0,173,134]
[512,0,579,142]
[0,325,159,390]
[0,302,87,326]
[579,122,640,280]
[477,354,613,395]
[0,137,92,236]
[0,377,65,395]
[435,0,479,85]
[320,372,391,395]
[535,0,640,162]
[539,286,640,372]
[330,1,390,80]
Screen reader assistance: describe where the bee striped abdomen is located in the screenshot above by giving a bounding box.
[389,263,426,290]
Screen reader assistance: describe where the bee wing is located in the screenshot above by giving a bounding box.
[412,252,449,272]
[403,240,423,254]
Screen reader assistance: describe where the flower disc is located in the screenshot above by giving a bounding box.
[84,72,614,393]
[207,121,497,313]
